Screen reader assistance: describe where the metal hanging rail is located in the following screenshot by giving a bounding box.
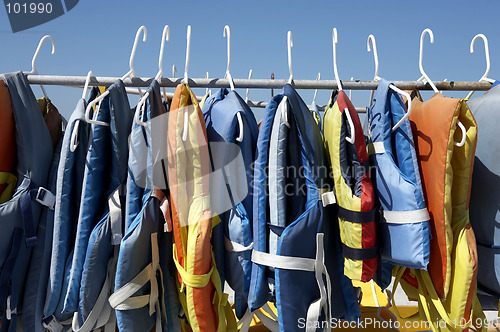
[26,74,493,91]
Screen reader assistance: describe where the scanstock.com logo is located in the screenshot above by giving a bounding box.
[3,0,78,32]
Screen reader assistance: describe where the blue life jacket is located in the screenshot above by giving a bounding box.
[202,88,258,319]
[22,135,63,332]
[62,80,131,316]
[110,80,181,332]
[468,83,500,298]
[367,79,430,270]
[0,72,54,332]
[43,89,97,332]
[248,84,359,332]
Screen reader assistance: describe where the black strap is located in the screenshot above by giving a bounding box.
[338,206,376,224]
[342,244,378,261]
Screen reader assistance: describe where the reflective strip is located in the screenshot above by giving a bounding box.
[381,208,430,224]
[224,237,253,252]
[319,190,336,207]
[35,187,56,210]
[367,141,386,155]
[108,189,122,245]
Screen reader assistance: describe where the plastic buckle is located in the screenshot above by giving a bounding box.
[42,316,64,332]
[35,187,56,210]
[6,296,16,320]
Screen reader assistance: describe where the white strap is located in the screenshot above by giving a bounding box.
[319,190,336,207]
[108,189,122,245]
[367,141,386,155]
[382,208,429,224]
[236,309,254,332]
[108,233,161,324]
[72,255,117,332]
[251,234,332,331]
[224,237,254,252]
[251,250,316,272]
[35,187,56,210]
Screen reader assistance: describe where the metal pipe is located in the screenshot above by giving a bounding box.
[26,74,493,91]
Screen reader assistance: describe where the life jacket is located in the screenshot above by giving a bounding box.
[323,89,378,282]
[393,92,485,332]
[467,83,500,299]
[0,81,17,204]
[167,83,235,332]
[248,84,360,332]
[366,79,430,270]
[0,72,54,331]
[21,100,64,332]
[43,89,98,332]
[201,88,259,320]
[61,80,132,318]
[110,80,182,332]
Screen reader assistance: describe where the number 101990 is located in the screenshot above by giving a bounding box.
[6,2,53,14]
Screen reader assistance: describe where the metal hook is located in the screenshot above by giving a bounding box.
[332,28,342,91]
[418,28,439,93]
[287,31,293,84]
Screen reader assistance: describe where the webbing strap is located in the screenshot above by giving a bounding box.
[342,244,378,261]
[251,234,332,331]
[109,233,162,332]
[338,206,376,224]
[367,142,386,155]
[172,245,214,289]
[224,237,254,252]
[108,189,122,245]
[382,208,429,224]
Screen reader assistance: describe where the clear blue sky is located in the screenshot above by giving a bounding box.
[1,0,499,119]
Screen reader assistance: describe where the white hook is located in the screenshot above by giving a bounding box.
[223,25,236,90]
[246,69,252,103]
[418,28,439,93]
[155,25,170,82]
[121,26,147,97]
[236,113,244,142]
[367,34,379,106]
[281,96,290,128]
[70,120,80,152]
[455,121,467,147]
[349,77,353,100]
[344,108,355,144]
[367,35,379,79]
[471,34,494,83]
[82,70,93,100]
[173,65,177,78]
[466,33,495,99]
[313,73,320,103]
[27,35,56,99]
[205,71,211,96]
[390,85,413,132]
[85,90,110,127]
[183,25,191,84]
[332,28,342,91]
[287,31,293,84]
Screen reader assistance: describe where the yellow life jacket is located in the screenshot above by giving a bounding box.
[167,83,236,332]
